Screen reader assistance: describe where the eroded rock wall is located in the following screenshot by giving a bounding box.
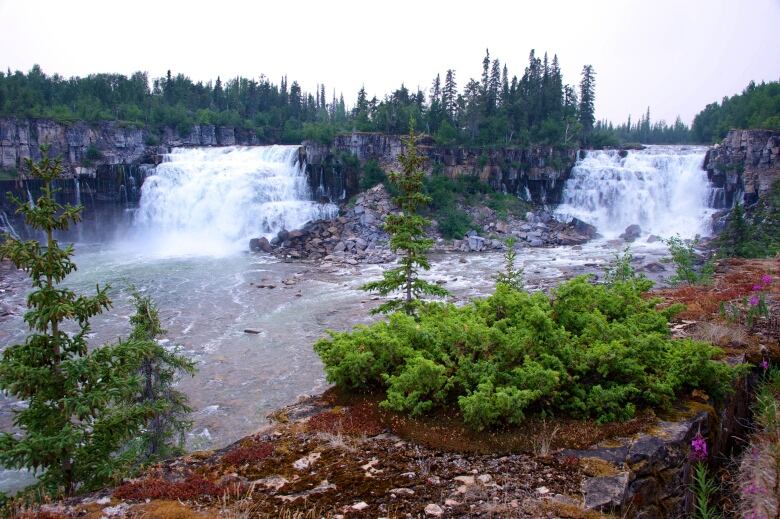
[704,129,780,207]
[301,132,577,205]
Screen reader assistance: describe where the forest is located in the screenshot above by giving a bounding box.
[0,51,685,148]
[2,53,777,148]
[692,79,780,143]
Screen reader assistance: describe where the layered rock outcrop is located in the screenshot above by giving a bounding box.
[0,118,263,175]
[302,132,576,205]
[704,129,780,207]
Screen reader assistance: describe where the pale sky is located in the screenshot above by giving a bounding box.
[1,0,779,125]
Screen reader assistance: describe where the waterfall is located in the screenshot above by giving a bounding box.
[556,146,716,239]
[132,146,337,256]
[74,178,81,206]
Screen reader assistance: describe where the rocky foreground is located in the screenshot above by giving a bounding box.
[16,257,777,519]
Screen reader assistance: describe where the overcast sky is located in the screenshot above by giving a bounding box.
[1,0,778,125]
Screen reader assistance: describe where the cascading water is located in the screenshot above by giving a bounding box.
[132,146,337,256]
[556,146,716,239]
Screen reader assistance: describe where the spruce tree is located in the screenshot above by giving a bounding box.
[443,69,457,120]
[125,290,195,462]
[362,124,448,315]
[0,150,163,496]
[578,64,596,144]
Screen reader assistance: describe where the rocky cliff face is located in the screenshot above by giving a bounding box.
[704,129,780,207]
[0,120,576,220]
[301,133,577,205]
[0,118,264,175]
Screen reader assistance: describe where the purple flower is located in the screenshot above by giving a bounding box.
[761,359,769,371]
[750,295,760,306]
[761,274,773,286]
[690,433,708,461]
[753,284,763,292]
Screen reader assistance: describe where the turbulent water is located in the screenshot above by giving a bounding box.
[556,146,716,238]
[132,146,337,256]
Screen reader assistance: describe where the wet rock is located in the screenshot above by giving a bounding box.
[467,235,486,252]
[582,472,629,511]
[570,217,598,238]
[249,237,273,253]
[620,224,642,242]
[243,329,261,334]
[643,262,666,273]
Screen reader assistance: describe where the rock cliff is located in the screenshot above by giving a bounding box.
[704,129,780,207]
[0,118,263,175]
[301,132,577,205]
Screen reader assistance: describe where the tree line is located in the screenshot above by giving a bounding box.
[0,51,599,148]
[692,79,780,143]
[4,61,776,148]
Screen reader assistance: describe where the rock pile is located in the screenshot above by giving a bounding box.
[448,211,598,252]
[251,184,395,264]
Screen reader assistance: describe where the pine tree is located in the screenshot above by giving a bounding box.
[481,49,491,97]
[126,290,195,462]
[362,124,448,315]
[578,64,596,143]
[0,150,161,496]
[495,237,523,291]
[442,69,457,120]
[488,59,501,111]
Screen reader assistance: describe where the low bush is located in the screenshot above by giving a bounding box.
[315,276,737,430]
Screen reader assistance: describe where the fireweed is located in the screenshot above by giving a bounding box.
[689,433,721,519]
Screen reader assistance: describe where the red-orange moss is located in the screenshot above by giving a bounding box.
[221,440,274,466]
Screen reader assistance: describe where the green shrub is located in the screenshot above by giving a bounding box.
[315,276,737,430]
[359,159,386,190]
[666,235,714,285]
[717,182,780,258]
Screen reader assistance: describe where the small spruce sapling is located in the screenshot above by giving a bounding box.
[362,123,449,315]
[495,237,523,291]
[125,289,195,463]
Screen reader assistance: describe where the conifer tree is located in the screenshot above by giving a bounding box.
[125,290,195,462]
[443,69,457,120]
[0,150,177,496]
[578,64,596,143]
[362,124,448,315]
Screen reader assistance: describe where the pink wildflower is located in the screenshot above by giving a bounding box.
[761,359,769,371]
[749,294,760,306]
[761,274,772,286]
[690,433,708,461]
[753,284,763,292]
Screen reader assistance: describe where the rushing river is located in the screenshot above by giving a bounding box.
[0,145,718,493]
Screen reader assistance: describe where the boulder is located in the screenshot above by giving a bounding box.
[646,234,661,243]
[643,262,666,273]
[570,217,598,238]
[467,235,486,252]
[620,224,642,242]
[249,237,273,253]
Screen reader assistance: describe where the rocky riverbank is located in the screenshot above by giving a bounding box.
[250,184,599,266]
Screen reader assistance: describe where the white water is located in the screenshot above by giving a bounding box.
[556,146,715,239]
[132,146,337,257]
